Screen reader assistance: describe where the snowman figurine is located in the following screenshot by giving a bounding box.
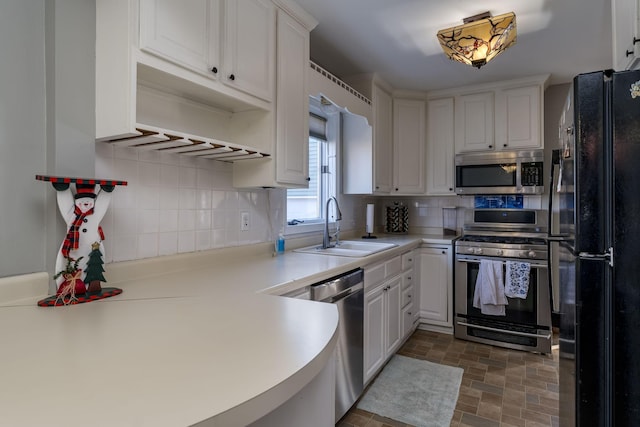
[53,182,114,292]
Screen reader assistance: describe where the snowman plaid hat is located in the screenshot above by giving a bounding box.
[75,184,97,199]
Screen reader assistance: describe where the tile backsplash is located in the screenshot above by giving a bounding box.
[95,142,274,263]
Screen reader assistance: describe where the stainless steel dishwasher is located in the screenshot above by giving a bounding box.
[310,268,364,423]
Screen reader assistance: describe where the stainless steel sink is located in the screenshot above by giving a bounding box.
[294,240,397,257]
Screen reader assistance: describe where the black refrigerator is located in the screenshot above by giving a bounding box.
[553,69,640,427]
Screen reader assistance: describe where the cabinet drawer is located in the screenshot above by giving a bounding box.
[402,269,414,290]
[364,263,386,289]
[401,251,414,270]
[402,286,413,308]
[402,304,414,337]
[385,256,402,278]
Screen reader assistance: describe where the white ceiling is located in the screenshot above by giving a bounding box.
[295,0,613,92]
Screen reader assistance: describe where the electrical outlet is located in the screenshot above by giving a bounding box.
[240,211,250,231]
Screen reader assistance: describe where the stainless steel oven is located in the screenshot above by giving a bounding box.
[454,209,552,353]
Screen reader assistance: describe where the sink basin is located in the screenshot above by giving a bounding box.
[294,240,398,257]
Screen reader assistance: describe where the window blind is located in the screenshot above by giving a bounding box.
[309,113,327,140]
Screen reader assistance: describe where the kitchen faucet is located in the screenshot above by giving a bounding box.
[322,196,342,249]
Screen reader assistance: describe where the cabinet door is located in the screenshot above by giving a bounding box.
[427,98,455,195]
[364,285,385,383]
[139,0,220,78]
[223,0,275,101]
[454,92,494,153]
[393,99,426,194]
[275,9,309,185]
[385,276,403,356]
[496,85,542,150]
[612,0,640,71]
[418,246,452,326]
[373,84,393,193]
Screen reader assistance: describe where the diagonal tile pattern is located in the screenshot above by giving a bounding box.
[338,330,559,427]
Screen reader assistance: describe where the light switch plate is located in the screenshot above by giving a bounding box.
[240,211,250,231]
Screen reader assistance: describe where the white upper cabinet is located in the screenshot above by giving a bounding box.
[426,98,455,195]
[139,0,275,102]
[139,0,220,79]
[393,98,426,194]
[223,0,275,101]
[454,92,494,153]
[274,8,309,185]
[495,84,542,150]
[233,4,317,188]
[612,0,640,71]
[446,75,548,154]
[339,75,390,195]
[372,83,393,193]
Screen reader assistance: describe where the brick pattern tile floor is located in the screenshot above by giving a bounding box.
[338,330,559,427]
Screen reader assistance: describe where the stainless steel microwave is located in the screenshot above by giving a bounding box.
[454,150,544,195]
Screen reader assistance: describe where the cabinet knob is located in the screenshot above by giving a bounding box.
[503,144,508,147]
[408,311,412,316]
[408,294,412,298]
[395,188,399,191]
[449,188,453,192]
[442,250,446,254]
[626,50,635,57]
[229,74,236,81]
[375,186,379,190]
[211,66,218,74]
[488,145,493,149]
[306,177,311,182]
[634,37,640,45]
[407,276,412,280]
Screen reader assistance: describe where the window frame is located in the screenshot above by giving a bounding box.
[285,97,340,236]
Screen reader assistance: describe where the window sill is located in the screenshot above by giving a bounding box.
[285,221,330,237]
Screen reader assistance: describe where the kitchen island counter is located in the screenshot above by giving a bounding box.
[0,233,456,426]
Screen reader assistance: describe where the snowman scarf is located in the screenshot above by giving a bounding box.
[61,206,104,257]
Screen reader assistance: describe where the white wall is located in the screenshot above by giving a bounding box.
[0,2,47,277]
[0,0,96,279]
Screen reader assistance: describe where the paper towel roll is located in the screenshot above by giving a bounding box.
[366,204,374,233]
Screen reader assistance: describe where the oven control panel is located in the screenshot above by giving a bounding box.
[455,241,547,261]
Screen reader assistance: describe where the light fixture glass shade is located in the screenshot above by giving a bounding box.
[437,12,517,69]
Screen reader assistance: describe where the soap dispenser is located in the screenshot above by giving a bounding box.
[275,229,285,255]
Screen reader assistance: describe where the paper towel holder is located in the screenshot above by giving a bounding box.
[362,203,377,239]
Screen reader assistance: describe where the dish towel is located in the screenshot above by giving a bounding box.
[473,259,508,316]
[505,261,531,299]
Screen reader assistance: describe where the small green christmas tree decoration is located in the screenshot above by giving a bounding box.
[85,241,107,293]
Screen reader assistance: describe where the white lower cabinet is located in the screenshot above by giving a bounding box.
[364,251,415,385]
[418,244,453,332]
[364,275,401,384]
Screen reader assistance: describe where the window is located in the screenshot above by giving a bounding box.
[287,136,325,222]
[286,98,338,229]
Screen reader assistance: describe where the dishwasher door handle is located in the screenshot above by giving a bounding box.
[329,288,355,303]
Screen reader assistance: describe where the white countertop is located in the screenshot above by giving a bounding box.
[0,233,456,426]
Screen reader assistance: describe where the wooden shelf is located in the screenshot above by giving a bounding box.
[99,124,271,162]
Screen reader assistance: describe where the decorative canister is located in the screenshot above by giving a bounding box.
[384,202,409,233]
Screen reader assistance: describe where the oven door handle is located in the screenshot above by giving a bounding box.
[455,257,548,268]
[456,320,552,340]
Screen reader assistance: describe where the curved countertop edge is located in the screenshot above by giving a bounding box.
[208,323,339,427]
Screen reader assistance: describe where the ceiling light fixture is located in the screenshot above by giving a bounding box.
[437,11,517,69]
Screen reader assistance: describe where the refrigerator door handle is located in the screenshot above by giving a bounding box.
[578,247,614,267]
